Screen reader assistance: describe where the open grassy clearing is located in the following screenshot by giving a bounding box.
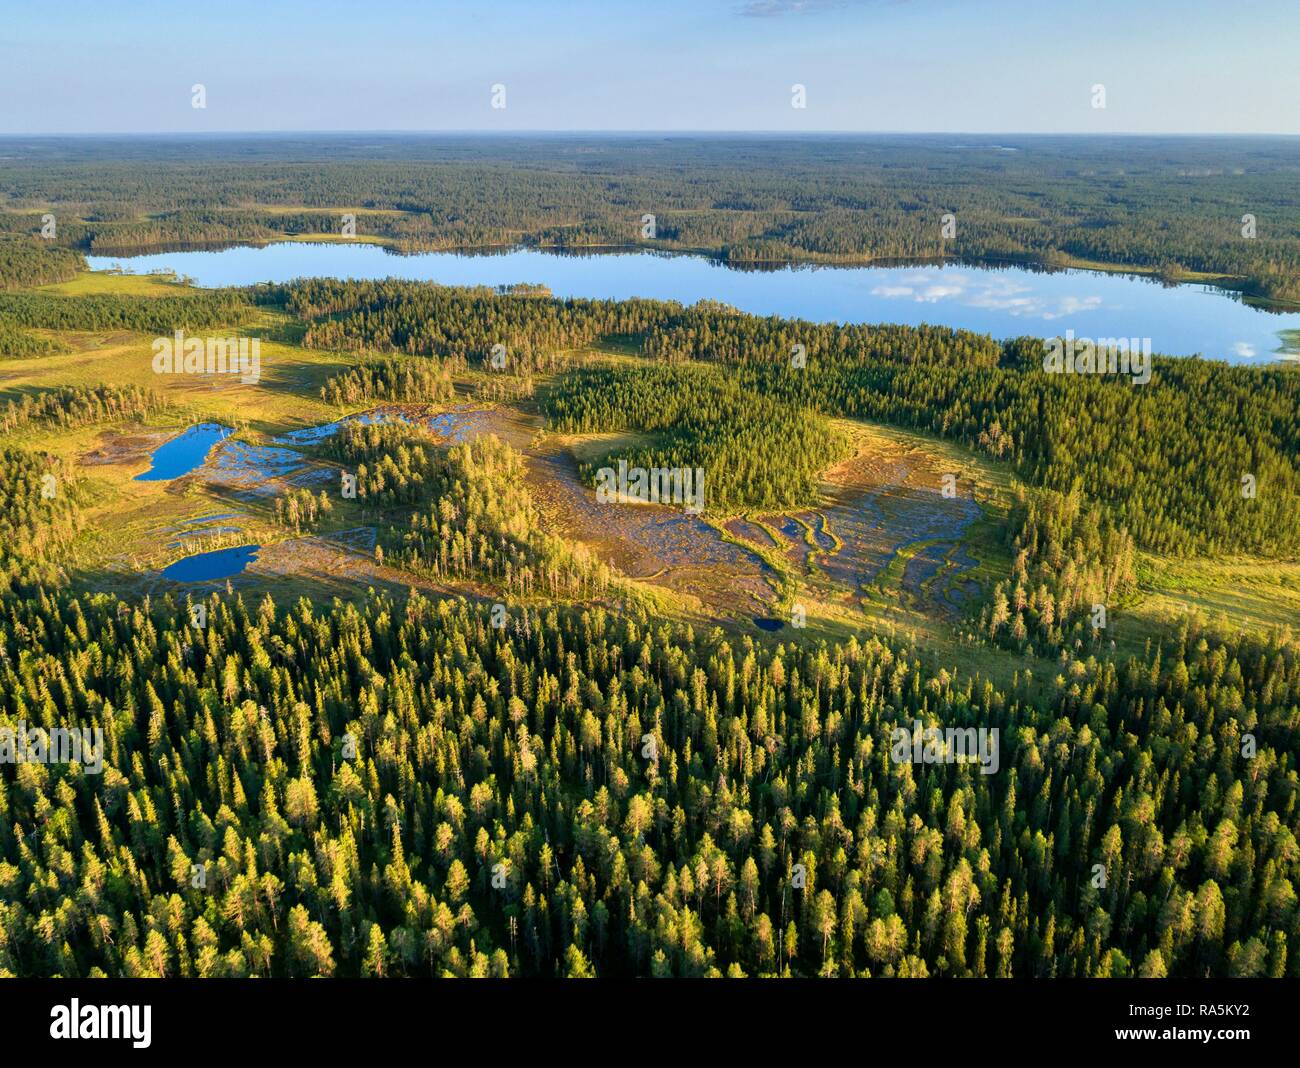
[1111,555,1300,651]
[34,270,196,297]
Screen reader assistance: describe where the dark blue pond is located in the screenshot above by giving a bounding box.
[753,618,784,632]
[135,423,232,481]
[160,544,260,581]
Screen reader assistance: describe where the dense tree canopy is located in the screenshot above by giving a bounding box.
[0,586,1295,978]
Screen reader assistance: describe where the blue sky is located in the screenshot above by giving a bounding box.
[1,0,1296,134]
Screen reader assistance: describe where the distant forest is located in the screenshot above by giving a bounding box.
[2,134,1300,299]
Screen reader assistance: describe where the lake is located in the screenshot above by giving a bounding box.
[88,242,1300,363]
[134,423,232,481]
[160,544,260,582]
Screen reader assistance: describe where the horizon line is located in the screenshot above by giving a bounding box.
[3,129,1299,139]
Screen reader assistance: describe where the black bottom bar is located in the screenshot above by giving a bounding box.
[4,978,1290,1056]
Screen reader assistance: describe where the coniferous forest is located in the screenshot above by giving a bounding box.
[0,259,1296,980]
[1,583,1296,979]
[0,131,1298,1000]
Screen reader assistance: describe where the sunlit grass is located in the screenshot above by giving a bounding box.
[35,270,194,297]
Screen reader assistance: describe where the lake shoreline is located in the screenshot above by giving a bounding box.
[85,241,1300,363]
[78,234,1300,313]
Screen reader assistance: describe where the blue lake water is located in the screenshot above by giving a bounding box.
[134,423,232,481]
[160,544,260,581]
[87,242,1300,363]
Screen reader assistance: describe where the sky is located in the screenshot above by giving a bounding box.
[1,0,1296,134]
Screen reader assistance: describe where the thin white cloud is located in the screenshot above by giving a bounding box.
[870,271,1108,320]
[736,0,846,17]
[919,284,964,301]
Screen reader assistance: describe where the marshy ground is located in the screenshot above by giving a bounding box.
[5,269,1295,686]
